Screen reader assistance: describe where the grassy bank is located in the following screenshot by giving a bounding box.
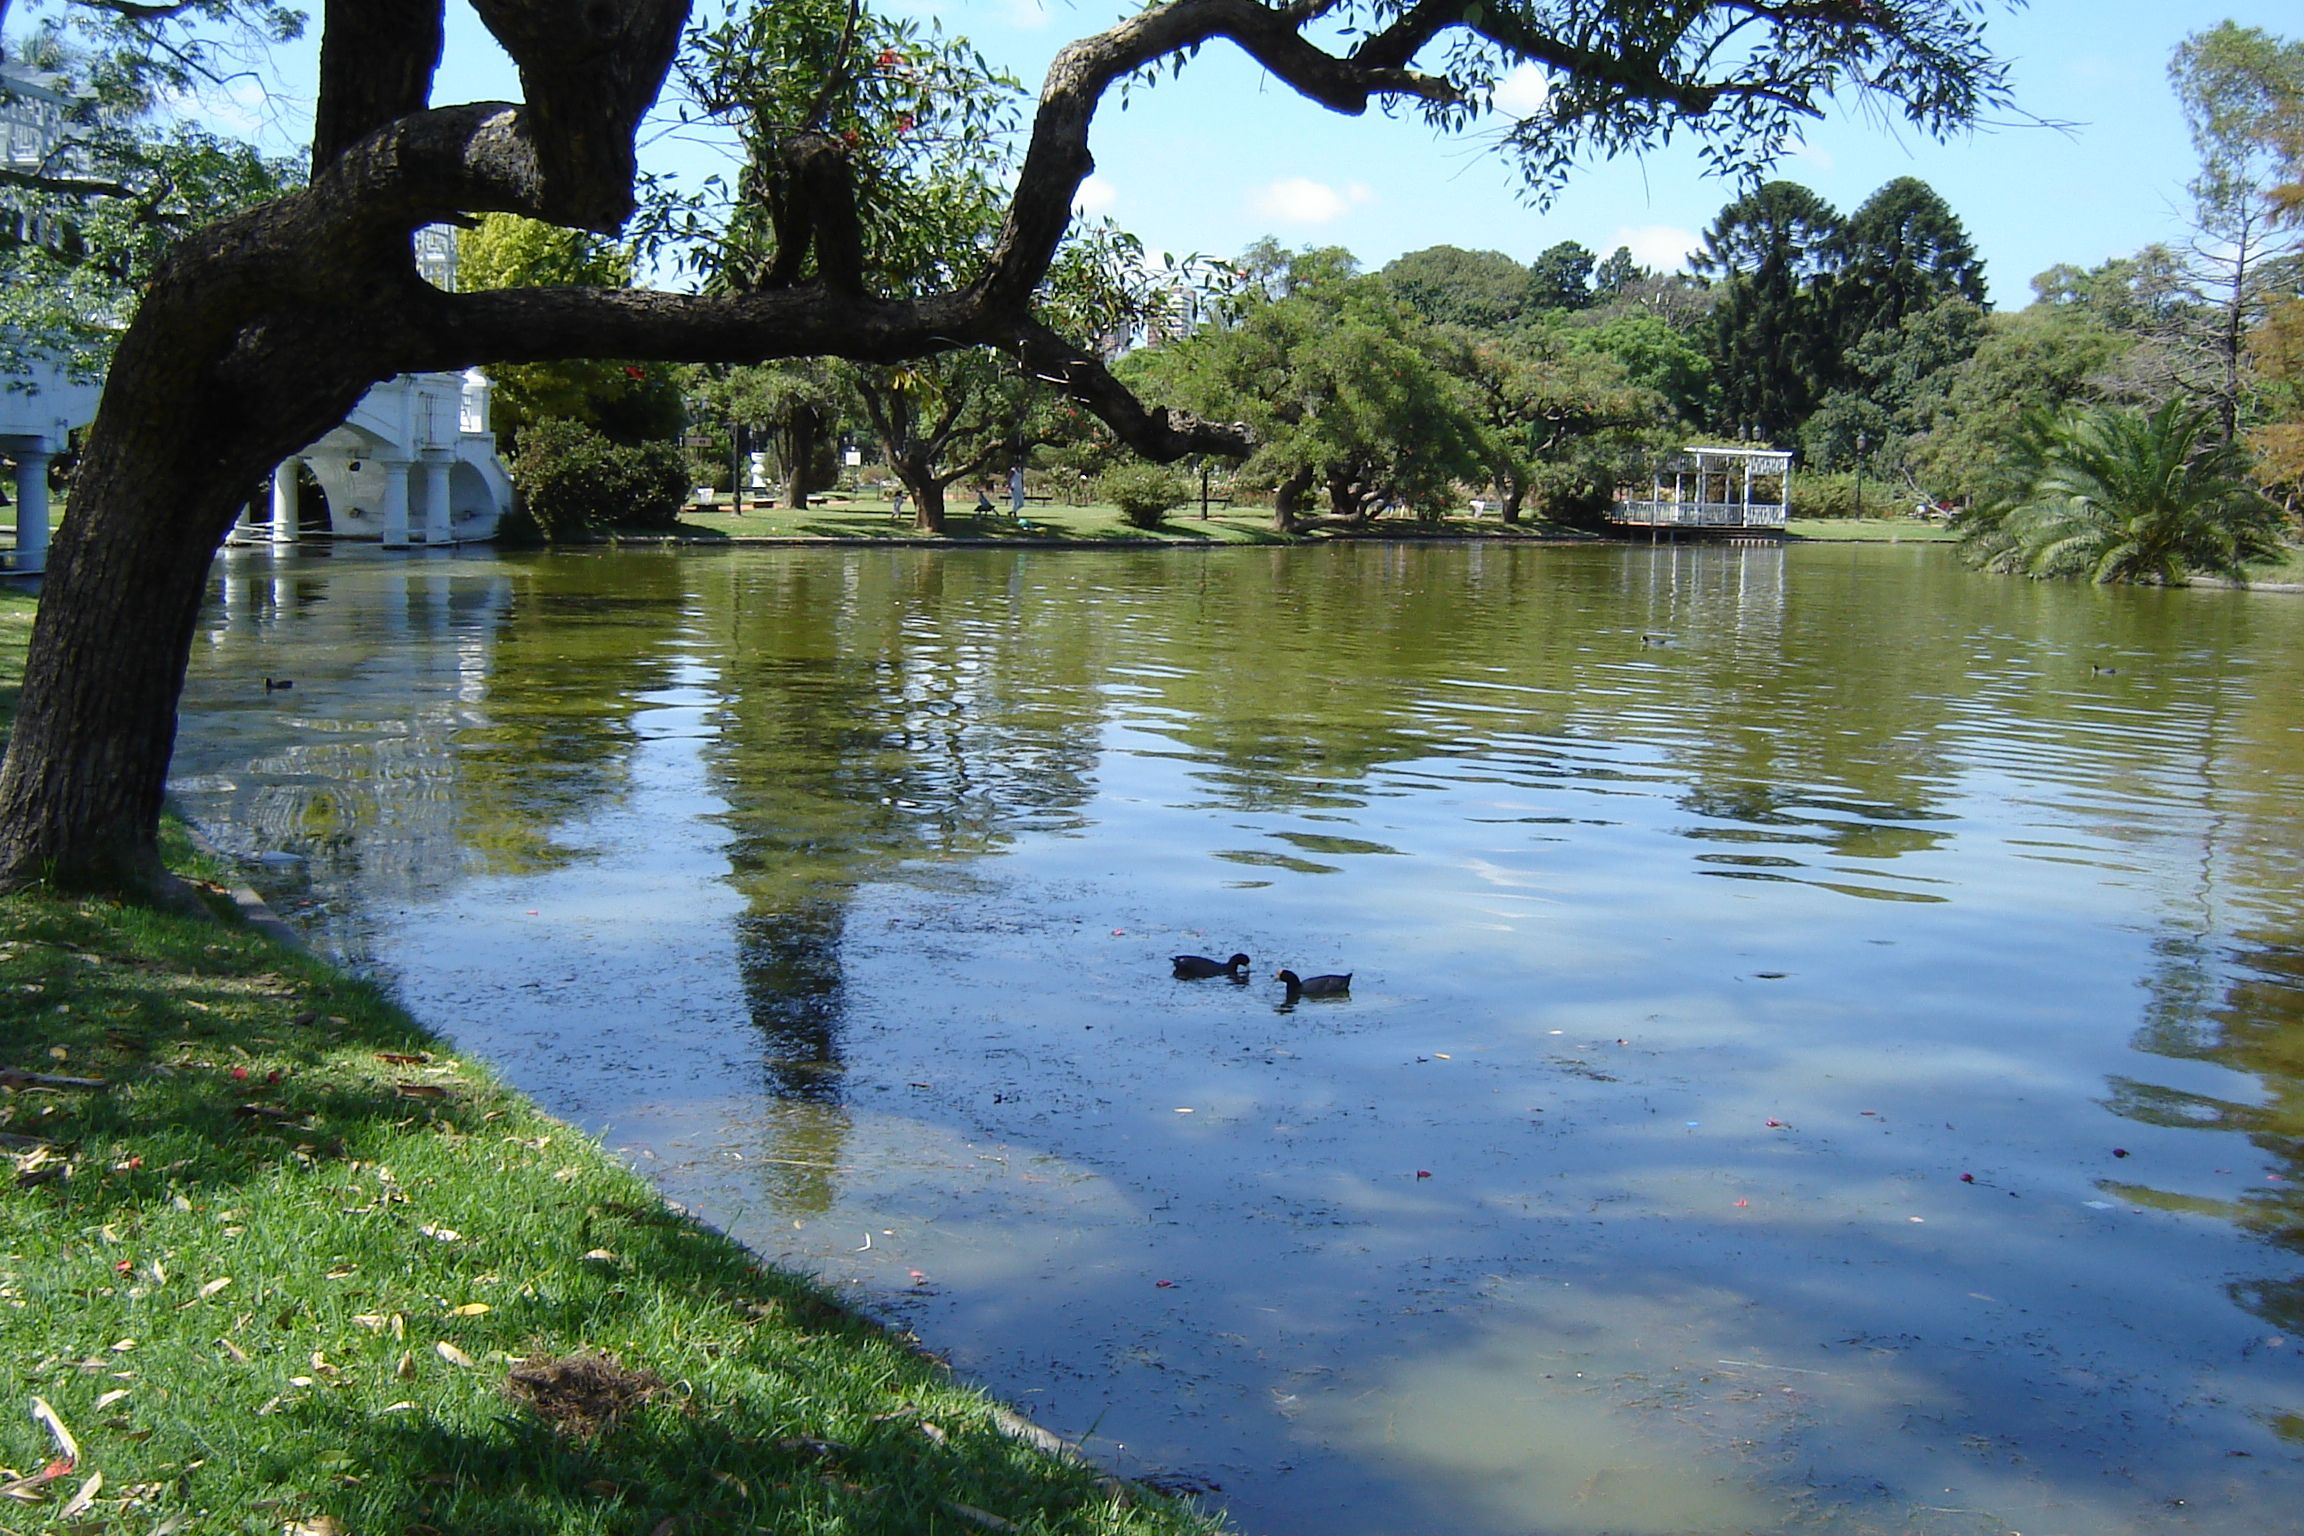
[626,491,1590,546]
[0,590,1215,1535]
[1783,516,1958,543]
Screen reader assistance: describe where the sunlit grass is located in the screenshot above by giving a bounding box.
[630,491,1580,546]
[2245,541,2304,585]
[0,589,35,738]
[1785,517,1958,543]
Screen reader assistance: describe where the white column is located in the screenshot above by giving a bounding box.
[422,458,452,544]
[271,460,301,545]
[11,451,52,575]
[380,461,411,547]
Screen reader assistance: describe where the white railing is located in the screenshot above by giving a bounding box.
[1610,500,1788,529]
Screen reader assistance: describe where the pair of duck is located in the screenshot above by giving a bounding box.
[1170,952,1351,1000]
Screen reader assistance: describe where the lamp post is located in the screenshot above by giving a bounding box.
[1854,429,1868,519]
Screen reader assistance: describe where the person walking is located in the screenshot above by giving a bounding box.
[1008,464,1027,517]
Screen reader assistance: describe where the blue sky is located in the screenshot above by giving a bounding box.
[976,0,2303,304]
[39,1,2297,309]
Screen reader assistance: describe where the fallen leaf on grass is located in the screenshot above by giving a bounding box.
[284,1515,345,1535]
[56,1470,100,1520]
[218,1338,249,1363]
[417,1225,460,1243]
[30,1397,80,1464]
[0,1459,74,1500]
[435,1341,475,1369]
[197,1277,232,1299]
[396,1083,452,1101]
[449,1302,491,1316]
[376,1052,431,1066]
[92,1390,129,1411]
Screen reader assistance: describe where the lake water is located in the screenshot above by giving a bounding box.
[172,540,2304,1535]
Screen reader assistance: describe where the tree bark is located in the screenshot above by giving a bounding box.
[892,451,946,535]
[781,403,822,509]
[0,246,382,888]
[1271,469,1314,534]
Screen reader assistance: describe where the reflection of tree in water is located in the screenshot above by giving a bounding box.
[737,903,848,1103]
[698,556,1107,1125]
[2110,934,2304,1370]
[1678,782,1953,863]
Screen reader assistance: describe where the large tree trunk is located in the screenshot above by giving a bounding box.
[781,403,824,509]
[890,453,946,534]
[0,265,380,890]
[1271,469,1314,533]
[6,0,1533,893]
[1499,469,1528,525]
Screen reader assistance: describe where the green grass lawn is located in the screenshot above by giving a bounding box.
[0,588,1218,1535]
[1784,516,1959,543]
[631,491,1589,546]
[2245,541,2304,586]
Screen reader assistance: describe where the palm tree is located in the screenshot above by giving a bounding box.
[1959,399,2288,584]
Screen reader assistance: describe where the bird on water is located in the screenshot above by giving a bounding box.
[1173,952,1251,980]
[1275,969,1351,1000]
[264,676,294,692]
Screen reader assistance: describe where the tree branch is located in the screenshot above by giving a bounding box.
[312,0,445,170]
[466,0,689,229]
[1006,319,1254,461]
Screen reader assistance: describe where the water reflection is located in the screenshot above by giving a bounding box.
[170,540,2304,1535]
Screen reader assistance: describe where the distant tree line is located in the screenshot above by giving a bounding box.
[162,21,2294,563]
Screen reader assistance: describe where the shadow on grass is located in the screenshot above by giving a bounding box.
[0,885,1215,1534]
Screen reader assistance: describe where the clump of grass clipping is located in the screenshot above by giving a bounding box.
[0,600,1217,1534]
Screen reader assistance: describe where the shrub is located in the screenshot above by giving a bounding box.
[508,417,690,541]
[1959,400,2286,585]
[1091,459,1192,529]
[1789,469,1903,520]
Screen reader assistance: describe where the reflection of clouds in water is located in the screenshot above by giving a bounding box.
[172,543,2304,1536]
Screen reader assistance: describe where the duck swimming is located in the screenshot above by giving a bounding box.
[1275,969,1351,1000]
[1173,952,1251,980]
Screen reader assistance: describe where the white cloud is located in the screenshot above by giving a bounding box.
[1491,63,1552,119]
[1785,138,1836,173]
[1611,224,1699,273]
[1253,176,1375,225]
[1072,174,1118,216]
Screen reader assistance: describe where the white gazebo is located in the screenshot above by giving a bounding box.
[1611,445,1792,534]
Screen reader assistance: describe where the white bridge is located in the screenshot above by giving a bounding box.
[0,350,100,575]
[3,362,514,574]
[233,368,513,550]
[4,59,512,573]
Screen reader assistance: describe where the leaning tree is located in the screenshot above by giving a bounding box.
[0,0,2019,892]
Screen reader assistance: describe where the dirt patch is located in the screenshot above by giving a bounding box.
[505,1352,667,1440]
